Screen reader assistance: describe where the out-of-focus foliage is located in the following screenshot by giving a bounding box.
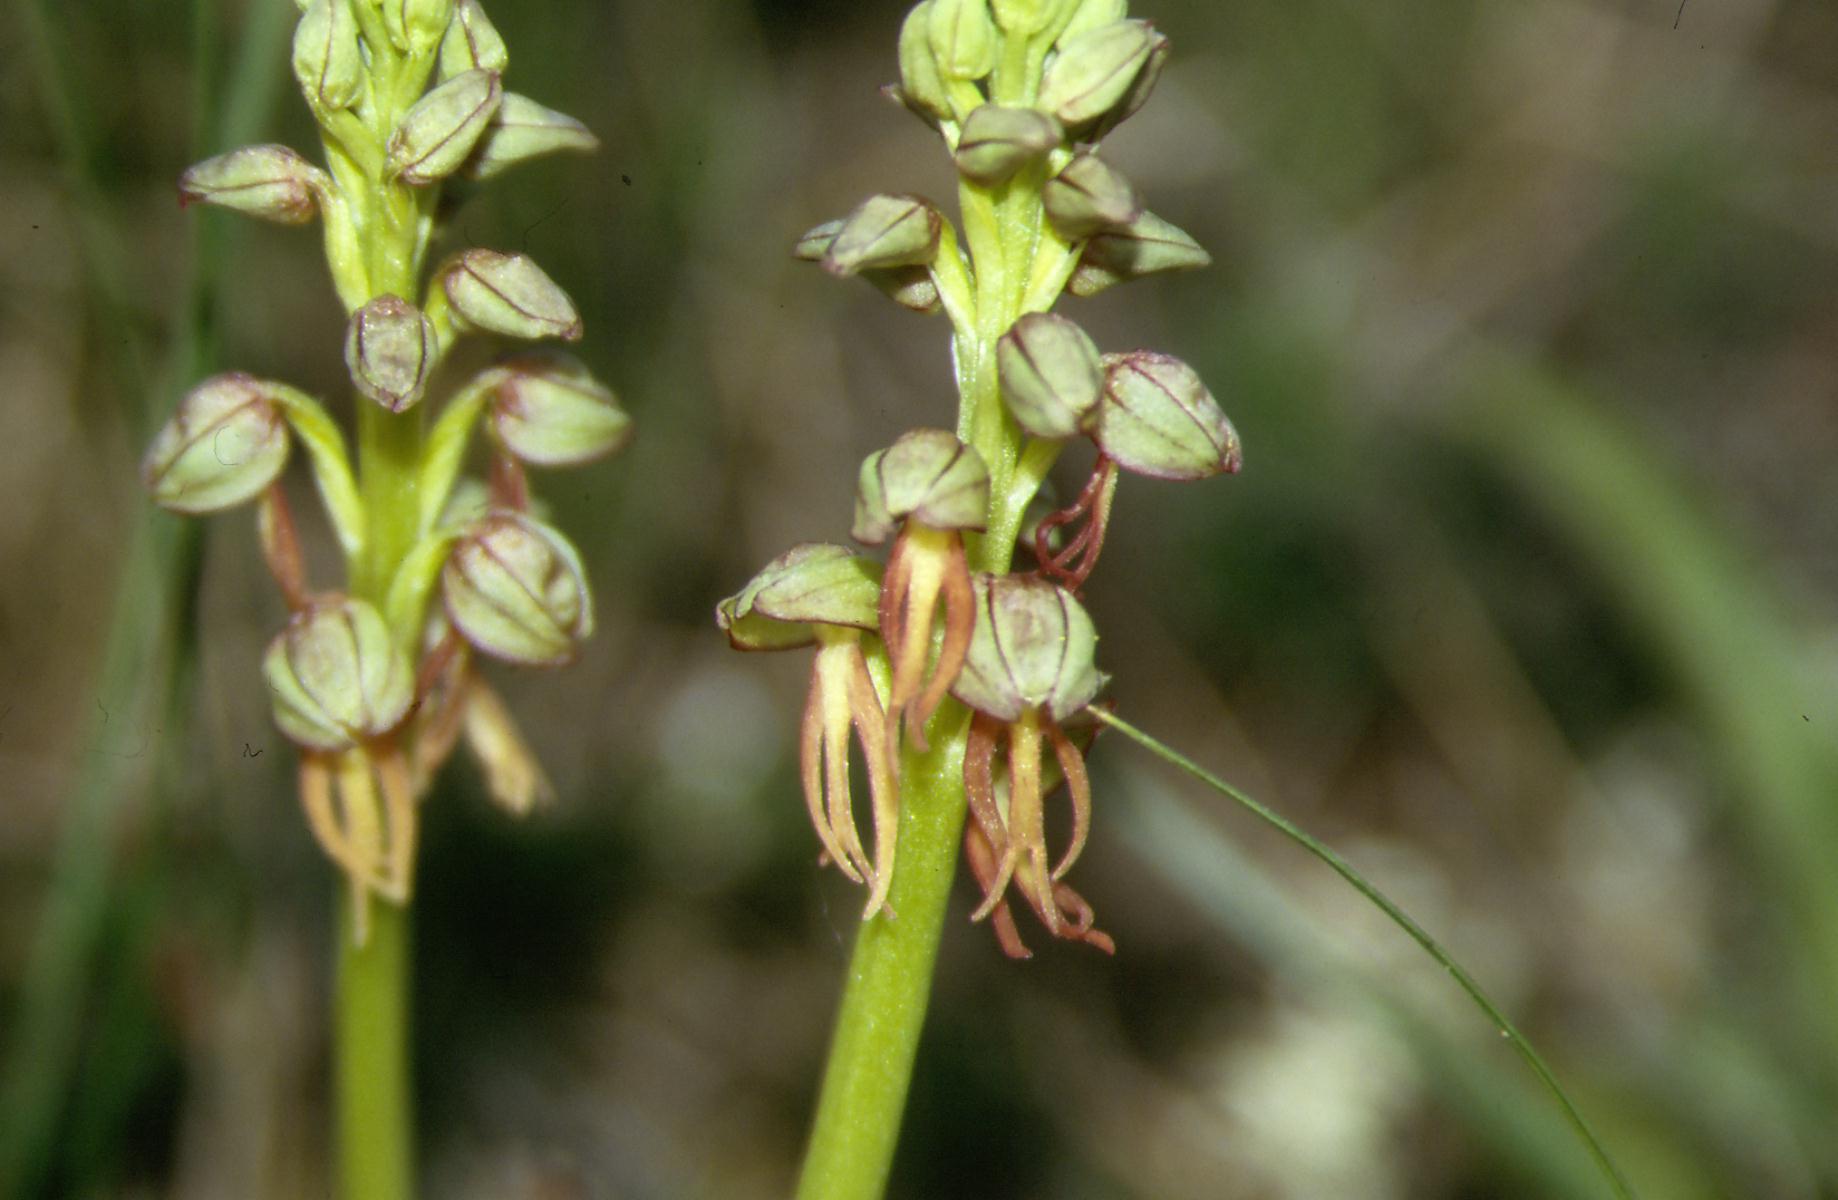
[3,0,1837,1196]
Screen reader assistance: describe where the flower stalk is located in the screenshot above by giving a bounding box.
[143,2,622,1194]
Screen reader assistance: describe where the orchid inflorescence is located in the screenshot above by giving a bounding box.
[719,0,1239,958]
[143,0,626,941]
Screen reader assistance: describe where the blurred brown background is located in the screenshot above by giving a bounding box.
[4,0,1838,1195]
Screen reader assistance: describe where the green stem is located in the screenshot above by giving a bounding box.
[795,725,970,1200]
[1089,707,1638,1200]
[336,898,414,1200]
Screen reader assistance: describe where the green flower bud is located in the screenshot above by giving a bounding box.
[488,353,632,467]
[438,0,508,76]
[441,249,583,341]
[1090,27,1169,138]
[1066,209,1210,296]
[344,295,437,413]
[996,312,1102,439]
[442,512,593,666]
[463,93,599,181]
[852,429,990,544]
[927,0,999,81]
[292,0,364,112]
[717,543,884,651]
[952,574,1105,722]
[1094,351,1241,480]
[898,3,954,124]
[953,105,1063,185]
[1058,0,1126,43]
[1042,153,1142,239]
[990,0,1057,35]
[263,597,415,752]
[178,144,330,226]
[797,220,942,314]
[823,194,943,277]
[382,0,454,54]
[142,373,293,514]
[1037,18,1154,127]
[386,68,503,186]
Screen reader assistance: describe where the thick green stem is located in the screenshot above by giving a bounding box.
[795,725,970,1200]
[336,898,414,1200]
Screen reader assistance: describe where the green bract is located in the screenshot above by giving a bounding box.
[345,295,437,413]
[717,543,884,651]
[142,373,293,514]
[263,596,415,752]
[464,93,599,181]
[488,353,632,467]
[442,511,593,666]
[954,105,1064,185]
[852,429,991,544]
[996,312,1103,439]
[952,574,1106,722]
[1068,208,1210,296]
[1095,350,1241,480]
[440,249,583,341]
[178,144,328,225]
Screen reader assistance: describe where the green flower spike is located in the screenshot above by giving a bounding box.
[952,573,1113,958]
[717,544,901,918]
[852,430,989,749]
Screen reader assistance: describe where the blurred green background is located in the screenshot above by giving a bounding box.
[5,0,1838,1196]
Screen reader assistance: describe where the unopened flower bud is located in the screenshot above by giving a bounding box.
[953,105,1063,185]
[927,0,999,81]
[996,313,1102,439]
[898,3,955,124]
[442,512,593,666]
[488,353,632,467]
[438,0,508,76]
[1042,153,1142,239]
[1095,351,1241,480]
[441,249,583,341]
[292,0,364,112]
[345,295,436,413]
[463,93,599,181]
[953,574,1105,723]
[823,194,944,277]
[717,543,883,651]
[1037,19,1154,127]
[178,144,329,225]
[797,220,942,314]
[386,68,503,186]
[1067,209,1210,296]
[143,373,292,514]
[852,429,990,544]
[1058,0,1126,43]
[990,0,1056,35]
[1090,27,1169,138]
[382,0,454,54]
[263,597,414,751]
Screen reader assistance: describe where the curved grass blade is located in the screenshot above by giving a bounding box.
[1090,706,1638,1200]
